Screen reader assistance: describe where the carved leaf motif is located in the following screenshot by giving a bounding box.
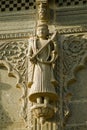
[63,35,87,76]
[0,41,28,80]
[0,41,29,123]
[61,35,87,123]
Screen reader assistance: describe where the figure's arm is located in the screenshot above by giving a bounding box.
[38,31,58,64]
[28,38,33,58]
[27,38,35,87]
[28,38,37,64]
[50,31,58,62]
[52,41,58,61]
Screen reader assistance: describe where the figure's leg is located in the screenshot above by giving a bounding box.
[37,97,42,104]
[44,97,49,104]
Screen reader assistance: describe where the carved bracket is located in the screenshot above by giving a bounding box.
[63,34,87,87]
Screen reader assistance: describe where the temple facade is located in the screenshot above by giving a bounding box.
[0,0,87,130]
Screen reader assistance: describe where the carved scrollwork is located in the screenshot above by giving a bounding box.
[61,34,87,124]
[0,40,28,123]
[63,35,87,86]
[0,41,28,82]
[0,60,22,87]
[58,26,87,34]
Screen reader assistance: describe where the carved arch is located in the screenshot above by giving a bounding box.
[0,60,22,88]
[67,53,87,87]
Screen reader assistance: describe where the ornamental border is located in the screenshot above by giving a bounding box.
[0,26,87,40]
[58,26,87,34]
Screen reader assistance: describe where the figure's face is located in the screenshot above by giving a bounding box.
[37,26,49,39]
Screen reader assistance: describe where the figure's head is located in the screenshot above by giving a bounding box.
[37,24,49,39]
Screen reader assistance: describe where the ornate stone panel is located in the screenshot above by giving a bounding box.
[61,34,87,130]
[0,0,87,130]
[0,39,29,130]
[0,31,87,130]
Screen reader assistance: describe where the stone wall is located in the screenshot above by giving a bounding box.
[0,1,87,130]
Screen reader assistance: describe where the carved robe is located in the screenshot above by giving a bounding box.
[28,37,58,102]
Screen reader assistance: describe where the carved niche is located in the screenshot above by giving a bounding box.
[62,34,87,130]
[0,40,29,128]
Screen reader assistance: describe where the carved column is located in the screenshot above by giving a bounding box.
[28,0,59,125]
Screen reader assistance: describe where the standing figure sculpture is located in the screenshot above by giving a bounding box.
[28,24,58,104]
[27,0,59,124]
[28,24,59,123]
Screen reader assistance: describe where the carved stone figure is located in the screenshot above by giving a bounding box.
[28,24,58,103]
[27,23,59,123]
[27,0,59,124]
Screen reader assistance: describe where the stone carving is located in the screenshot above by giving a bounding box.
[27,0,59,125]
[56,26,87,34]
[61,34,87,126]
[0,41,27,83]
[0,41,28,123]
[58,27,84,34]
[1,26,87,40]
[38,2,48,23]
[63,35,87,86]
[28,23,58,124]
[0,60,22,87]
[0,33,31,40]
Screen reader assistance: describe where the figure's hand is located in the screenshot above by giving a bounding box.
[30,57,37,64]
[52,50,57,55]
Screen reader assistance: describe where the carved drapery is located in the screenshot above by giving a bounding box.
[27,0,59,125]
